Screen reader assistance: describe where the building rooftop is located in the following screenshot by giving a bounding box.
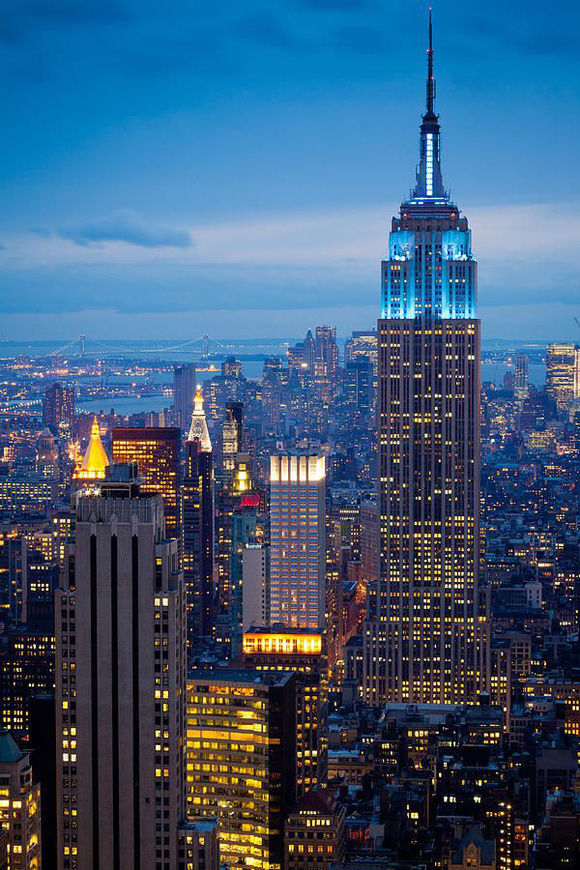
[179,819,218,833]
[189,667,294,689]
[451,824,495,865]
[0,729,23,764]
[292,787,341,817]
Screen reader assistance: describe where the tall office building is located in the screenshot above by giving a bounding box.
[229,497,265,658]
[546,343,576,409]
[242,628,328,797]
[315,326,338,380]
[288,330,316,374]
[43,382,75,433]
[36,428,58,479]
[242,543,269,631]
[173,364,197,430]
[262,358,284,429]
[226,402,244,452]
[0,626,55,742]
[215,454,255,644]
[514,353,529,401]
[56,464,186,870]
[0,527,27,625]
[207,358,247,421]
[364,15,484,706]
[344,331,378,426]
[343,360,373,422]
[183,387,214,639]
[269,454,326,630]
[112,427,181,540]
[221,410,238,478]
[344,330,377,365]
[220,403,243,482]
[186,669,296,870]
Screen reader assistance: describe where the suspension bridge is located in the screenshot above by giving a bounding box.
[47,334,227,360]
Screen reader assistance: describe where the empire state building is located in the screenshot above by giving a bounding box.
[364,14,488,705]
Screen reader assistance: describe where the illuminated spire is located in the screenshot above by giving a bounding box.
[75,416,110,479]
[187,385,212,451]
[410,8,447,201]
[426,7,435,118]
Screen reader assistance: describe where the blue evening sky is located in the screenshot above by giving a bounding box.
[0,0,578,341]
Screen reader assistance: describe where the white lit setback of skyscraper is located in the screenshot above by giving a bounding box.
[363,13,489,706]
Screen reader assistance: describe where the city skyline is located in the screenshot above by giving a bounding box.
[0,7,579,870]
[0,1,578,341]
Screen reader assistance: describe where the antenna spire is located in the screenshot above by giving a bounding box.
[426,7,435,117]
[410,6,446,200]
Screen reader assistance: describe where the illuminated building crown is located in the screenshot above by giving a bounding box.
[75,417,110,480]
[187,385,212,451]
[381,10,477,321]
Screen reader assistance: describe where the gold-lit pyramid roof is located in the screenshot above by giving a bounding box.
[74,417,110,479]
[187,385,212,451]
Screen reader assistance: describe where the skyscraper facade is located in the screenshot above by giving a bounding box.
[173,363,197,431]
[315,326,339,391]
[186,669,296,870]
[43,382,75,433]
[183,387,214,639]
[344,330,378,366]
[112,427,182,541]
[56,464,186,870]
[215,453,255,638]
[364,16,485,706]
[269,454,326,630]
[343,360,373,423]
[242,542,269,631]
[0,626,55,743]
[242,627,328,797]
[226,402,244,453]
[514,353,529,401]
[546,343,576,409]
[229,497,265,657]
[220,408,239,481]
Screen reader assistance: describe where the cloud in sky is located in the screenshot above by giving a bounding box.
[58,209,193,249]
[0,200,577,327]
[0,0,577,339]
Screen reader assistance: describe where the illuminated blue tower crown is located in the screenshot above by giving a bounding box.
[381,11,477,320]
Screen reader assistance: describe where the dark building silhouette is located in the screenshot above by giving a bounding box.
[173,363,197,430]
[43,382,74,432]
[183,387,214,639]
[30,694,57,870]
[56,463,186,870]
